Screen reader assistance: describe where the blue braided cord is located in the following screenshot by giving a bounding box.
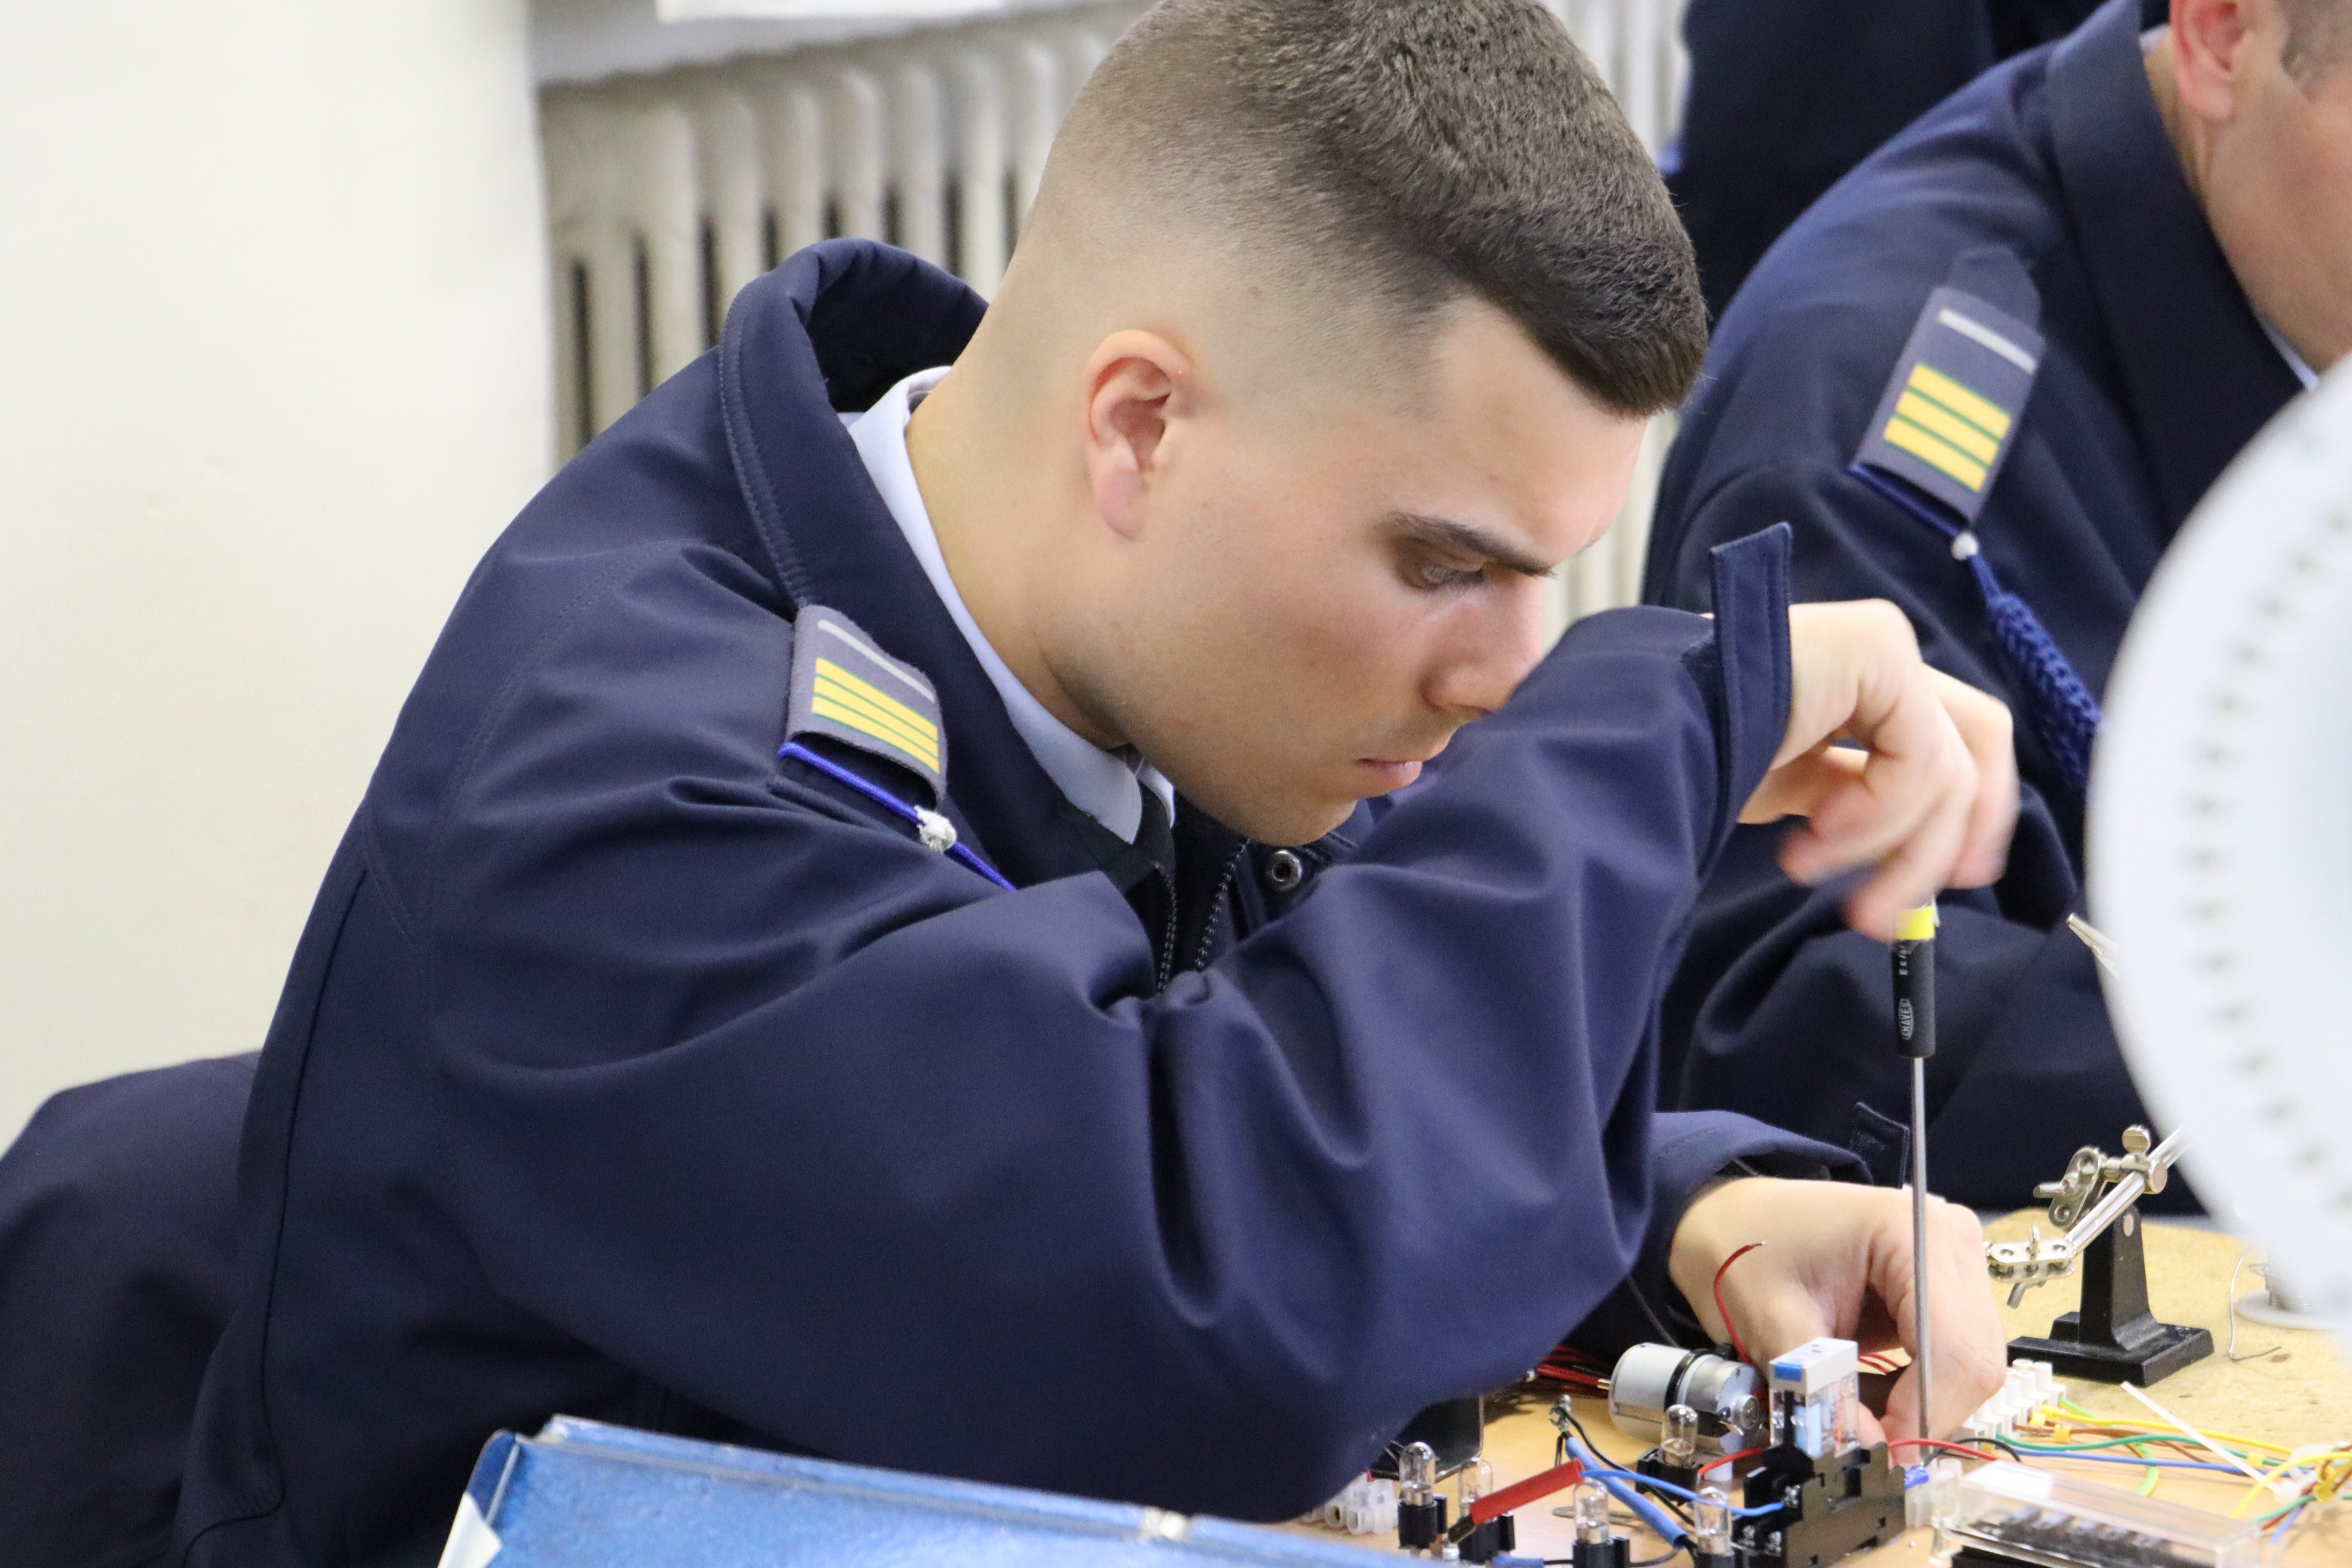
[1969,560,2098,797]
[778,741,1015,891]
[1847,463,2101,799]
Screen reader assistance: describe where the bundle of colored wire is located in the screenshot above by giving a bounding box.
[1534,1341,1610,1390]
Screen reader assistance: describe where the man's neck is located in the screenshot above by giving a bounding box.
[903,366,1128,752]
[2146,31,2341,371]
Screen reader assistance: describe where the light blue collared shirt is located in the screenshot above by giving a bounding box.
[845,368,1176,844]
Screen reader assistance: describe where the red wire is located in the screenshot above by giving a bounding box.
[1702,1445,1769,1477]
[1469,1457,1586,1525]
[1713,1242,1765,1365]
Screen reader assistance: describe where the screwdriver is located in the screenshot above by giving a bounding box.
[1892,904,1938,1443]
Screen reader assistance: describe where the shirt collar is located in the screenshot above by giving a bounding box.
[2260,321,2321,390]
[846,367,1176,844]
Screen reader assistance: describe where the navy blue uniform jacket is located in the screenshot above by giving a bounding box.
[1671,0,2100,317]
[1644,0,2301,1205]
[177,241,1853,1567]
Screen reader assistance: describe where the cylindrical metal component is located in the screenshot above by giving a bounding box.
[1911,1056,1934,1443]
[1607,1344,1764,1453]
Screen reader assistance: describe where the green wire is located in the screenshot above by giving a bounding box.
[2137,1466,2160,1497]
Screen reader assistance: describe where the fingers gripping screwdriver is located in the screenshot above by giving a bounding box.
[1892,904,1938,1442]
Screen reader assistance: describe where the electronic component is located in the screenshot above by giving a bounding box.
[1636,1402,1702,1492]
[1372,1395,1486,1480]
[1957,1359,2068,1443]
[1938,1459,2260,1568]
[1607,1343,1766,1453]
[1452,1457,1515,1564]
[1729,1438,1907,1568]
[1568,1479,1629,1568]
[1690,1482,1736,1568]
[1396,1441,1448,1553]
[1767,1338,1862,1461]
[1307,1473,1397,1536]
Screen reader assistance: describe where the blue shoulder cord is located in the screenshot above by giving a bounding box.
[1847,463,2101,800]
[779,740,1016,891]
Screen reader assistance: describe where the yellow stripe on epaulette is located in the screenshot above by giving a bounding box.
[1906,363,2013,441]
[812,694,941,772]
[785,606,949,802]
[1883,413,1990,493]
[813,659,939,744]
[813,670,940,757]
[1853,281,2044,524]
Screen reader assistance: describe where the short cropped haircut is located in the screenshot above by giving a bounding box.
[2281,0,2352,85]
[1049,0,1708,417]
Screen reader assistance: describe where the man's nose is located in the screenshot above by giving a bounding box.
[1424,583,1551,719]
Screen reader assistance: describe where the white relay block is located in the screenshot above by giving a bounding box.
[1769,1338,1862,1459]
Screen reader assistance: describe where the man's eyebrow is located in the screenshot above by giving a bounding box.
[1387,512,1557,579]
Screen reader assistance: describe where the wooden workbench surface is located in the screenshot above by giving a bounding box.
[1280,1216,2350,1563]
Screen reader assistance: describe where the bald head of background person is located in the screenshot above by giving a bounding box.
[2151,0,2352,368]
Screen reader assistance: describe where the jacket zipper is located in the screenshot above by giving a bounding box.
[1184,844,1249,978]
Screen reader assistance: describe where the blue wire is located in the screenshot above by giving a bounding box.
[1562,1439,1782,1519]
[779,742,1014,890]
[1588,1465,1689,1544]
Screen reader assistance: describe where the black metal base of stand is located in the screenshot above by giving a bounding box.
[2007,1211,2211,1386]
[2008,1317,2212,1385]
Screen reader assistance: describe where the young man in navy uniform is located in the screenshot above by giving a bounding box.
[1645,0,2348,1205]
[163,3,2017,1563]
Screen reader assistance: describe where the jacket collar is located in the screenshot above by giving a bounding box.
[2048,0,2302,530]
[718,240,1130,891]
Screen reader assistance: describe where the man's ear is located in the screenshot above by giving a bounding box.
[1082,330,1193,541]
[2171,0,2263,120]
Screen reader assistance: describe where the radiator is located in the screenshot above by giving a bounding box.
[539,0,1689,623]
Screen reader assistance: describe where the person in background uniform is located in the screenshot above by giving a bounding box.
[1670,0,2104,318]
[174,4,2018,1564]
[0,1055,253,1568]
[1644,0,2348,1207]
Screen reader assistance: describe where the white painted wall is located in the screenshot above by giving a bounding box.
[0,3,555,1140]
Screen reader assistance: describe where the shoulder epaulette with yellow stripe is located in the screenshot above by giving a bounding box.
[1854,283,2044,521]
[786,606,946,802]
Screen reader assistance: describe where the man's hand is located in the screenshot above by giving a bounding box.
[1743,601,2018,940]
[1668,1178,2006,1444]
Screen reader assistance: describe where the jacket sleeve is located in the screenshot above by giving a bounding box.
[1648,458,2167,1209]
[394,526,1831,1521]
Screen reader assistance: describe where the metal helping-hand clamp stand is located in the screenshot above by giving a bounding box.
[1984,1126,2211,1385]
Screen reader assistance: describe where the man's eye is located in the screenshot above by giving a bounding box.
[1409,559,1483,591]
